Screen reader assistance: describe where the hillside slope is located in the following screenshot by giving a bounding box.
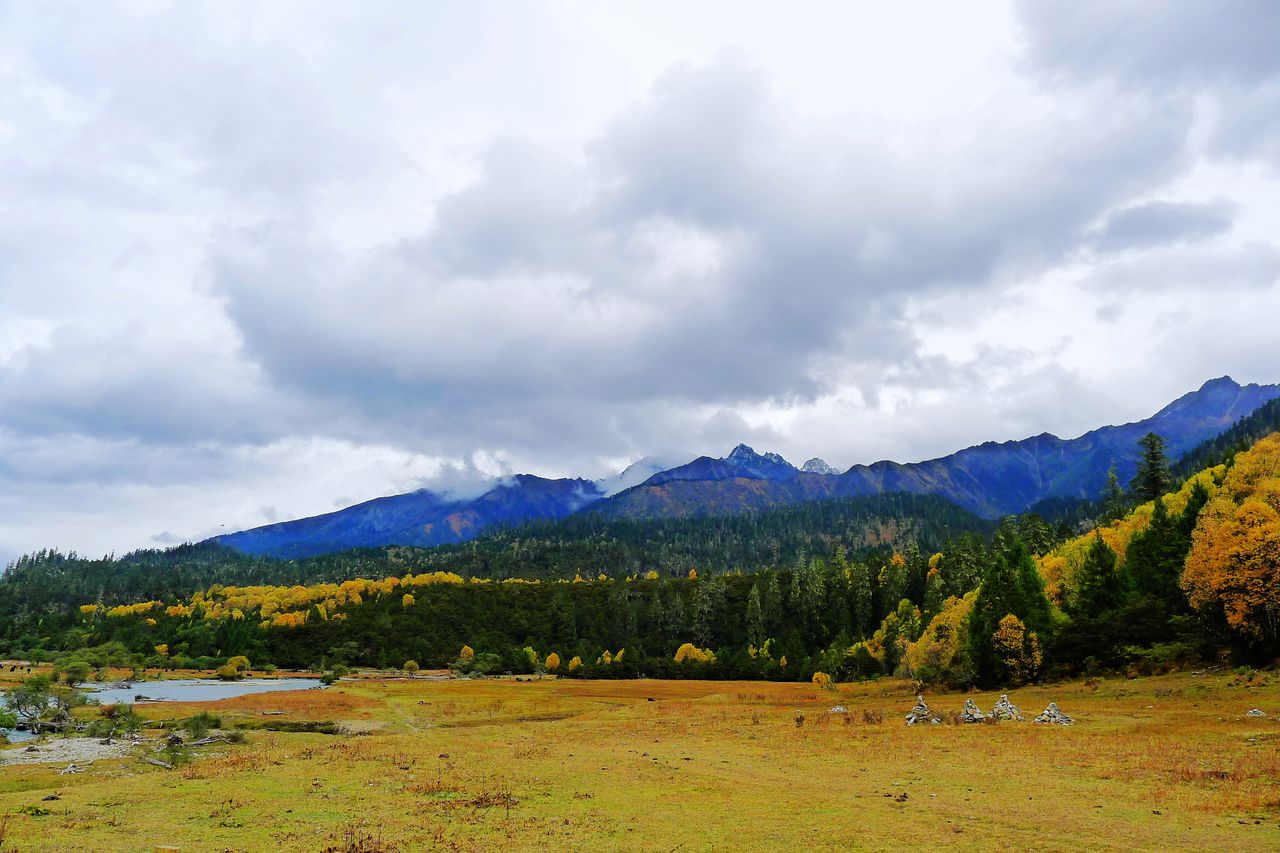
[595,376,1280,520]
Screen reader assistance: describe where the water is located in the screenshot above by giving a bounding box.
[3,728,37,744]
[79,677,325,705]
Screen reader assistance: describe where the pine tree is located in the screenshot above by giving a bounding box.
[746,583,765,648]
[848,561,874,639]
[1103,465,1125,518]
[1123,497,1183,607]
[1131,432,1171,502]
[1071,533,1123,618]
[967,533,1053,683]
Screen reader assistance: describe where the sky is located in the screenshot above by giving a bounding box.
[3,0,1280,561]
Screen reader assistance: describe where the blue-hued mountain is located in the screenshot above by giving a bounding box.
[215,376,1279,557]
[215,475,602,559]
[592,376,1280,520]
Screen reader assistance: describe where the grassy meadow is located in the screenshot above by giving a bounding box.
[1,671,1277,851]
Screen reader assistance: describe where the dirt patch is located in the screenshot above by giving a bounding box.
[0,737,133,767]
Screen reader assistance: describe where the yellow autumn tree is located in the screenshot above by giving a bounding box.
[1183,433,1280,641]
[459,645,475,662]
[674,643,715,664]
[644,570,659,580]
[1036,465,1223,604]
[903,590,977,684]
[992,614,1042,684]
[545,652,561,672]
[568,655,583,672]
[688,568,698,580]
[401,593,415,608]
[811,671,833,690]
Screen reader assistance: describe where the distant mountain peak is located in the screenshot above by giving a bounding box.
[1199,375,1238,391]
[801,457,838,475]
[726,444,792,468]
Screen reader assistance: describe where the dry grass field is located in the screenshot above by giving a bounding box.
[1,671,1277,851]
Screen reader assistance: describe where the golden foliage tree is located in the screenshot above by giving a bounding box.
[674,642,715,664]
[991,614,1042,684]
[1183,433,1280,641]
[459,644,475,662]
[568,655,583,672]
[401,593,415,608]
[1037,467,1223,604]
[904,590,977,683]
[811,671,833,690]
[545,652,561,672]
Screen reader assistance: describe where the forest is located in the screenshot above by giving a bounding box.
[3,417,1279,688]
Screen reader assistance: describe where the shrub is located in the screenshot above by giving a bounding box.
[545,653,561,672]
[568,656,583,673]
[226,655,251,672]
[184,711,221,740]
[403,660,420,674]
[811,671,834,690]
[215,664,243,681]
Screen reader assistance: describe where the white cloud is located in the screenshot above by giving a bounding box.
[1,1,1278,556]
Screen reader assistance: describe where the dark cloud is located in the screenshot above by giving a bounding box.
[1091,199,1235,253]
[213,55,1195,468]
[1017,1,1280,167]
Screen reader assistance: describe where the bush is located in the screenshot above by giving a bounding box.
[215,664,243,681]
[403,660,419,674]
[184,711,221,740]
[226,655,251,672]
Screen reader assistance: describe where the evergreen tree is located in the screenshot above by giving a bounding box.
[745,583,765,648]
[1123,497,1183,607]
[1071,534,1123,618]
[848,561,874,639]
[1103,465,1125,518]
[967,533,1053,683]
[763,571,783,636]
[1131,432,1171,502]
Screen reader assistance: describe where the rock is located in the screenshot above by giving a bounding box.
[991,693,1024,721]
[1033,702,1074,725]
[830,706,848,714]
[165,732,185,747]
[1246,708,1266,718]
[58,763,82,775]
[959,698,987,723]
[905,695,940,726]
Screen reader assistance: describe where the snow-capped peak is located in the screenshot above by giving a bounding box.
[801,457,838,475]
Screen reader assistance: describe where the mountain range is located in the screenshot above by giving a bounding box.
[215,376,1280,558]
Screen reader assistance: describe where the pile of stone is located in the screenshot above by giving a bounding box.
[991,693,1024,721]
[1032,702,1074,725]
[1246,708,1267,718]
[959,698,987,723]
[905,695,940,726]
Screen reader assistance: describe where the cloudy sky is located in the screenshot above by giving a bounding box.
[3,1,1280,561]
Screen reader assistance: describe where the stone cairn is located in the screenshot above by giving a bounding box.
[991,693,1024,722]
[905,695,940,726]
[959,698,987,723]
[1032,701,1074,725]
